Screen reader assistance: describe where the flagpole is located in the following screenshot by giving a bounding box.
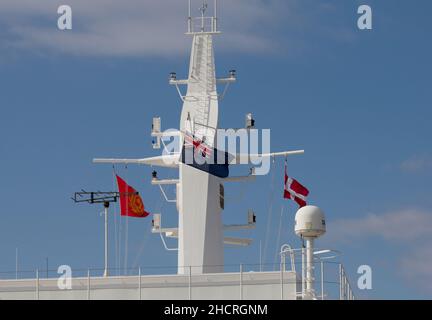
[103,201,109,277]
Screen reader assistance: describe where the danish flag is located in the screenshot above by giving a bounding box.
[283,162,309,208]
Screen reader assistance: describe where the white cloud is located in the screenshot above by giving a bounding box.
[398,246,432,294]
[0,0,298,57]
[400,155,432,173]
[328,209,432,243]
[326,209,432,294]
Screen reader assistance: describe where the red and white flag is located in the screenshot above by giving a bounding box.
[184,130,212,158]
[283,162,309,208]
[116,175,150,218]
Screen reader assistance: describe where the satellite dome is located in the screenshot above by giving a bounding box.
[294,205,326,238]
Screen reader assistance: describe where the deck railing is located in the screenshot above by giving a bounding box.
[0,261,355,300]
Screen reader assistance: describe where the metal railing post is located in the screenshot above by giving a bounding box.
[36,269,39,300]
[239,264,243,300]
[343,267,347,300]
[347,282,350,300]
[280,263,284,300]
[138,267,142,300]
[87,269,90,300]
[321,261,324,300]
[188,266,192,300]
[188,0,192,33]
[339,264,342,300]
[301,247,305,299]
[344,276,348,300]
[214,0,218,32]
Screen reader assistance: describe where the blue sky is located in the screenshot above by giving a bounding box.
[0,0,431,299]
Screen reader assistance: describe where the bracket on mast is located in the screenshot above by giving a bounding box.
[224,237,252,246]
[151,172,178,203]
[218,70,236,101]
[222,211,255,247]
[169,69,236,102]
[223,210,256,231]
[152,214,179,251]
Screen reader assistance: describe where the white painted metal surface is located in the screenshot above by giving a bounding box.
[177,30,223,274]
[294,205,326,238]
[93,154,179,167]
[294,206,327,299]
[0,271,299,300]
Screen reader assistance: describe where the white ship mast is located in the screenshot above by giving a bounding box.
[177,0,223,274]
[94,0,304,275]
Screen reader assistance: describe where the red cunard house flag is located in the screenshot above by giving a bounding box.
[283,162,309,208]
[116,175,150,218]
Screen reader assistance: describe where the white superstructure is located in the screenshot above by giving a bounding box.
[0,1,356,300]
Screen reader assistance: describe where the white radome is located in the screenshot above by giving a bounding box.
[294,205,326,238]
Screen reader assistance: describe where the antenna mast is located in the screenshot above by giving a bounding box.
[187,0,220,34]
[72,190,138,277]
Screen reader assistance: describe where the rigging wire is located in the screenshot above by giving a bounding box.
[219,176,249,204]
[131,181,163,270]
[131,217,152,270]
[273,204,285,270]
